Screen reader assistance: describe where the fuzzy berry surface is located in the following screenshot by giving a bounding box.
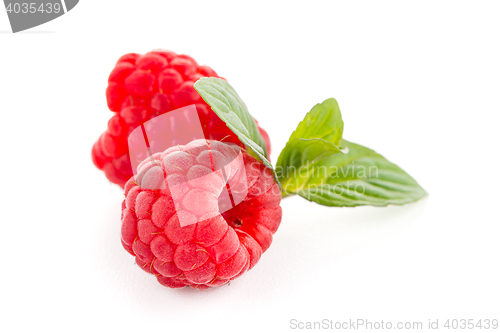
[121,140,282,290]
[92,50,271,187]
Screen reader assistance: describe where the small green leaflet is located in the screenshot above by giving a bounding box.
[288,98,344,146]
[194,77,280,186]
[277,98,345,193]
[291,139,426,206]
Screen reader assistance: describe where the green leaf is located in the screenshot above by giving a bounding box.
[194,77,279,185]
[289,139,427,207]
[277,98,345,189]
[288,98,344,146]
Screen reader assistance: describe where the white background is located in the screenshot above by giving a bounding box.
[1,1,499,332]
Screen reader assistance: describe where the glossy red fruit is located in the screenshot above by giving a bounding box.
[92,50,271,187]
[121,140,281,290]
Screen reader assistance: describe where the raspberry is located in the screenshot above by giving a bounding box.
[92,50,271,187]
[121,140,282,290]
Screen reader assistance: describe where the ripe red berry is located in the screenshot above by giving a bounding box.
[121,140,282,290]
[92,50,271,187]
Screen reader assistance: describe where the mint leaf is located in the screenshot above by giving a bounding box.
[277,98,345,191]
[291,140,427,206]
[277,98,425,206]
[288,98,344,146]
[194,77,279,185]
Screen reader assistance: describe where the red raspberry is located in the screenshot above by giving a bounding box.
[121,140,282,290]
[92,50,271,187]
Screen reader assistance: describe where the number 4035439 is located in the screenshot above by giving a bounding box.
[444,319,498,330]
[5,2,62,14]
